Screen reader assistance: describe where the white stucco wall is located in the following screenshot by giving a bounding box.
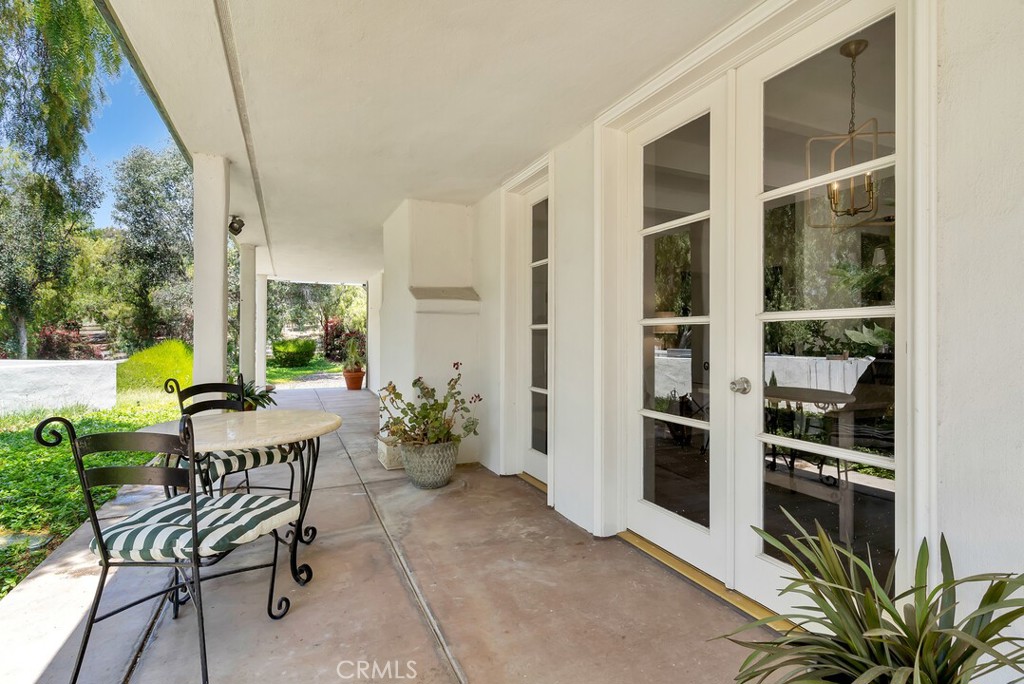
[935,0,1024,578]
[379,199,486,464]
[550,125,597,531]
[381,201,417,401]
[0,360,118,413]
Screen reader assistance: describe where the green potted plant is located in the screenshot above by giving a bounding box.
[378,362,481,489]
[343,336,366,390]
[230,379,277,410]
[726,512,1024,684]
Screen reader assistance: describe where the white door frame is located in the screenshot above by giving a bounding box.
[593,0,937,608]
[500,156,555,504]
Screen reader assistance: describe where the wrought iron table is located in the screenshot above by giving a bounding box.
[141,409,342,584]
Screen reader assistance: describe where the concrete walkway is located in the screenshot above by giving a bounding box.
[0,388,757,683]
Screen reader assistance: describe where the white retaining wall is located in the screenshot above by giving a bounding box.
[0,360,118,414]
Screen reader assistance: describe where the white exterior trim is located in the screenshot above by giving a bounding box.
[238,242,256,382]
[905,0,938,580]
[500,155,552,500]
[255,272,268,386]
[594,0,847,132]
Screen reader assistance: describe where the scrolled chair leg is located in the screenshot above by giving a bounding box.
[69,564,109,684]
[288,531,313,586]
[267,531,290,619]
[168,568,192,618]
[184,556,210,684]
[167,569,181,619]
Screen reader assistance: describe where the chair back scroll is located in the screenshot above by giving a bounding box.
[165,376,246,415]
[34,415,199,564]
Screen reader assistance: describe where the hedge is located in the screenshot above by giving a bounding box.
[272,338,316,367]
[117,339,193,392]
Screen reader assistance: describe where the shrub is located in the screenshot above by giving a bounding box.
[323,317,346,361]
[117,339,194,392]
[36,324,101,360]
[272,338,316,367]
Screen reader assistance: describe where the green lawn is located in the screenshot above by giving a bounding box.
[0,345,345,600]
[0,391,179,599]
[266,356,344,384]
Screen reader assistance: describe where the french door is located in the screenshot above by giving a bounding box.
[626,0,901,611]
[733,4,899,608]
[523,184,551,484]
[626,78,730,578]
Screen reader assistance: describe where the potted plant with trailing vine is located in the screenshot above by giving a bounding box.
[343,336,366,390]
[378,362,481,489]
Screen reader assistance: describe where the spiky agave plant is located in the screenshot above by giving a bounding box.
[726,511,1024,683]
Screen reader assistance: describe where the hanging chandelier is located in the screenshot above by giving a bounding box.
[804,39,894,233]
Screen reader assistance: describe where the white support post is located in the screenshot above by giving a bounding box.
[238,243,256,383]
[192,154,230,384]
[255,274,268,386]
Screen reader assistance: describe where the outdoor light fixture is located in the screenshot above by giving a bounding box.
[228,215,245,236]
[804,39,893,233]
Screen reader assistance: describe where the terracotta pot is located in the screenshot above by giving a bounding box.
[343,370,365,390]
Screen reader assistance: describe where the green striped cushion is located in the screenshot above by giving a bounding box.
[204,446,297,482]
[91,492,300,562]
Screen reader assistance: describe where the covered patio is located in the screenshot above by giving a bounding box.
[0,388,758,683]
[8,0,1024,679]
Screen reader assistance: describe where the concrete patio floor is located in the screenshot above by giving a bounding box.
[1,388,760,683]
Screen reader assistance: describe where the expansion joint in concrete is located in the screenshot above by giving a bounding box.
[312,389,469,684]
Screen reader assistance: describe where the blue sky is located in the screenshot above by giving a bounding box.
[84,67,172,229]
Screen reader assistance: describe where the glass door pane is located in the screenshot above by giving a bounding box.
[763,16,895,191]
[757,15,897,581]
[528,198,550,462]
[644,114,710,227]
[641,113,713,529]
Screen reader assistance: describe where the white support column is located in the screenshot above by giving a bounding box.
[255,274,268,386]
[238,243,256,383]
[192,154,230,384]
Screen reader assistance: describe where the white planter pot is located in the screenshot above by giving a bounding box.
[377,438,403,470]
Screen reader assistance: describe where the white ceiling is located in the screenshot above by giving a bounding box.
[106,0,761,282]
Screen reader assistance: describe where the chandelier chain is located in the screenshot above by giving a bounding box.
[848,55,858,135]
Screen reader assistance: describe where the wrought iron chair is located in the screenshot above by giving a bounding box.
[34,414,299,684]
[164,376,298,499]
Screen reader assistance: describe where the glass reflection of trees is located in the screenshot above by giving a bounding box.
[764,172,895,315]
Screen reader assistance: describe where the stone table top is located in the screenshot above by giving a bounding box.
[140,409,342,452]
